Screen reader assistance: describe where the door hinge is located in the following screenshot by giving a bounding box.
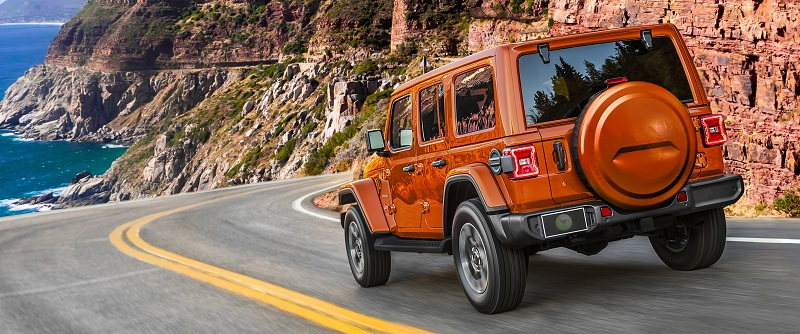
[695,152,708,168]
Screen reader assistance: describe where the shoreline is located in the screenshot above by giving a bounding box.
[0,22,65,26]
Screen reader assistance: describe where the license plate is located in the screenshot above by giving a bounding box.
[541,208,588,238]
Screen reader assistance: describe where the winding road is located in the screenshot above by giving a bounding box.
[1,173,799,333]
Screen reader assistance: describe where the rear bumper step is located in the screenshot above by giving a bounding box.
[374,236,452,253]
[492,174,744,248]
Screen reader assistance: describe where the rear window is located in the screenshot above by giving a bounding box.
[519,36,694,126]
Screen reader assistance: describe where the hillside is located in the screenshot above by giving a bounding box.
[0,0,85,23]
[0,0,798,212]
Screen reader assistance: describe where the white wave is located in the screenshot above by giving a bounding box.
[0,199,17,208]
[12,137,35,142]
[102,144,128,149]
[22,186,67,198]
[0,133,15,137]
[0,199,54,213]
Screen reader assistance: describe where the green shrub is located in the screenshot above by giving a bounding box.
[276,138,297,164]
[774,189,800,217]
[225,146,262,178]
[283,38,308,54]
[353,59,378,76]
[302,121,318,137]
[304,125,359,175]
[510,0,523,13]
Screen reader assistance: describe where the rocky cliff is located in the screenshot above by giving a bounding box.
[0,65,238,143]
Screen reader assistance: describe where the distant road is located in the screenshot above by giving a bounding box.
[1,173,799,333]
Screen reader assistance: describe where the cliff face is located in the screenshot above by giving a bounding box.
[45,0,321,71]
[0,65,238,143]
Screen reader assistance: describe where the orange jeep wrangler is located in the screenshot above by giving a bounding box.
[338,24,743,314]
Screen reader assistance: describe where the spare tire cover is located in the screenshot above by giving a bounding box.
[572,81,696,210]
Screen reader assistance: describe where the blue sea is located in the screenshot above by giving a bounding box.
[0,24,127,216]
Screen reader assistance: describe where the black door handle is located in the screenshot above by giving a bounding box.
[431,159,447,168]
[553,141,566,171]
[402,164,415,173]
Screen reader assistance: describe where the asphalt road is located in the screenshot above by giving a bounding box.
[1,173,799,333]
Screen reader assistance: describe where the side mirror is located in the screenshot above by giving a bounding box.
[365,129,389,157]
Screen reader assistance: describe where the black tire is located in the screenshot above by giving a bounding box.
[649,208,727,271]
[452,199,527,314]
[344,205,391,287]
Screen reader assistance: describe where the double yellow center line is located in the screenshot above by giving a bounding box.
[109,182,431,333]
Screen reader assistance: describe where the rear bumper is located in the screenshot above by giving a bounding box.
[490,174,744,248]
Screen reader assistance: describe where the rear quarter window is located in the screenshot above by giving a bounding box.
[454,66,496,135]
[519,36,694,125]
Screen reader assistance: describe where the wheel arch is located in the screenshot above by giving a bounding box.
[443,164,509,239]
[338,179,390,233]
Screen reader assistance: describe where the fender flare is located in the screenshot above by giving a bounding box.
[443,164,509,238]
[338,179,390,233]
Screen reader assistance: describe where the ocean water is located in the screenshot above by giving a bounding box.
[0,24,63,100]
[0,24,127,216]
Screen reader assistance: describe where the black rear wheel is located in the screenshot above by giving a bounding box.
[345,206,391,287]
[453,199,527,314]
[649,208,726,271]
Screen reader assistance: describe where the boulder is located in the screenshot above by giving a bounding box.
[71,170,92,184]
[242,100,254,116]
[55,177,112,208]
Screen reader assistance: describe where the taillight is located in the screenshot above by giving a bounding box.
[699,114,728,147]
[502,144,539,180]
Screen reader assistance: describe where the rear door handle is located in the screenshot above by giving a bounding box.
[402,164,415,173]
[431,159,447,168]
[553,141,566,171]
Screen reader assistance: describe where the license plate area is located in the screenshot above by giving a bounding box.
[541,208,588,238]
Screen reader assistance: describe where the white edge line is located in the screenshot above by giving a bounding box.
[292,184,343,223]
[727,237,800,244]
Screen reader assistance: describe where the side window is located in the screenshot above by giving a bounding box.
[389,95,413,150]
[454,66,496,135]
[419,83,445,142]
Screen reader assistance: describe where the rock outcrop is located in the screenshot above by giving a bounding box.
[55,174,113,208]
[0,65,240,143]
[324,77,391,139]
